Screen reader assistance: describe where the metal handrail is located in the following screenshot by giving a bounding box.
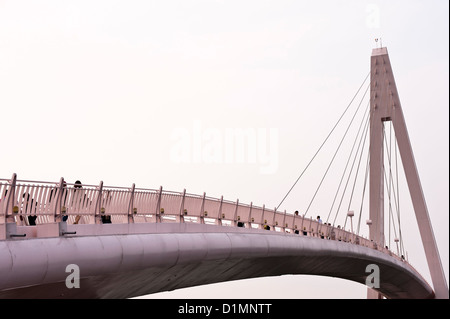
[1,175,405,262]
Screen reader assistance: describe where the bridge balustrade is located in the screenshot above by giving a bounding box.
[132,190,159,223]
[248,206,264,228]
[101,187,132,223]
[235,203,251,227]
[181,194,203,222]
[219,200,237,225]
[283,214,296,233]
[318,223,330,238]
[201,197,220,224]
[273,210,286,231]
[1,180,61,225]
[159,191,183,223]
[1,177,405,263]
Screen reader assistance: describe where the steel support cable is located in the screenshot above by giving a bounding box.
[388,123,395,252]
[355,94,376,236]
[383,123,400,236]
[394,133,404,256]
[382,122,405,256]
[326,103,370,225]
[325,101,370,226]
[356,142,371,236]
[340,104,371,230]
[383,163,399,251]
[341,105,371,229]
[304,83,370,218]
[382,122,398,250]
[387,122,402,254]
[347,109,371,213]
[276,71,371,211]
[385,124,406,256]
[388,123,392,248]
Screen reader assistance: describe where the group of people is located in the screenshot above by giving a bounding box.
[293,210,323,224]
[3,180,113,226]
[61,180,111,224]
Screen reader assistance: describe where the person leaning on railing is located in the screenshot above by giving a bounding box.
[23,193,37,226]
[73,180,83,224]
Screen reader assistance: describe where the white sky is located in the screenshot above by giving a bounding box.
[0,0,448,298]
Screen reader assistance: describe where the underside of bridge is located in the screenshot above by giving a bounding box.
[0,224,433,299]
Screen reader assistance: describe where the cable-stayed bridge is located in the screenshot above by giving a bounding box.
[0,47,447,299]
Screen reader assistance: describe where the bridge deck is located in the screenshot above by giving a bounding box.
[0,177,434,298]
[0,223,433,299]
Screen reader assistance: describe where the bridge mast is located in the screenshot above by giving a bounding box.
[369,47,448,299]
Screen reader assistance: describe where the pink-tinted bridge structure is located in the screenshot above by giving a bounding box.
[0,174,433,299]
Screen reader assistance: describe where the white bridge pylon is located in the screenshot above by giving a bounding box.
[369,47,448,299]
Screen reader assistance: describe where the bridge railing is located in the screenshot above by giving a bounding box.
[0,175,404,262]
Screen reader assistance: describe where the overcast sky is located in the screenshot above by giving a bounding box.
[1,0,448,298]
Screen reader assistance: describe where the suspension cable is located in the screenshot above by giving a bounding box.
[394,131,404,256]
[276,71,371,210]
[341,104,371,229]
[382,122,405,256]
[304,82,370,218]
[325,100,370,225]
[383,122,398,251]
[383,163,399,250]
[388,123,392,248]
[355,89,374,236]
[356,140,371,236]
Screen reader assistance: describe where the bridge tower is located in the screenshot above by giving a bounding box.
[369,47,448,299]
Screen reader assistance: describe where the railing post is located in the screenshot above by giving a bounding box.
[94,181,103,224]
[301,214,305,235]
[261,204,265,229]
[293,212,297,233]
[1,174,17,239]
[218,196,223,226]
[54,177,65,223]
[247,202,253,228]
[233,199,239,227]
[272,207,277,231]
[324,223,330,239]
[156,186,163,223]
[179,189,186,223]
[4,173,17,223]
[200,192,206,224]
[282,209,287,233]
[309,216,313,236]
[330,225,336,240]
[128,183,135,224]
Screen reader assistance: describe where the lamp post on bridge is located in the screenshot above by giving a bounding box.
[347,210,354,242]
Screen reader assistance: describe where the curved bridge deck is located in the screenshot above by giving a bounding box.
[0,177,434,299]
[0,223,433,299]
